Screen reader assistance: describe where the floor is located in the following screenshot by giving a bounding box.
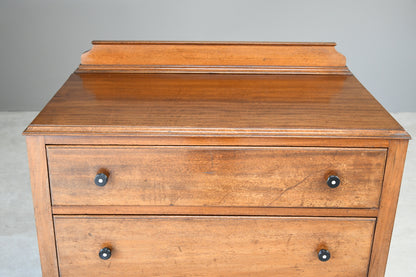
[0,111,415,276]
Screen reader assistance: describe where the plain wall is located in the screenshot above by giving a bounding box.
[0,0,415,112]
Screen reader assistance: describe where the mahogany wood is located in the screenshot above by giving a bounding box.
[43,135,390,148]
[77,41,349,74]
[24,73,409,139]
[51,205,379,217]
[54,216,375,277]
[26,136,59,276]
[24,41,410,276]
[368,140,409,276]
[47,146,386,208]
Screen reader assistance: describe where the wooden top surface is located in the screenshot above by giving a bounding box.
[24,72,409,139]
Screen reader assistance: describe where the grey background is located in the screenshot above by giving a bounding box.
[0,0,415,112]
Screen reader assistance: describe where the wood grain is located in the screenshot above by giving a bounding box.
[51,205,378,217]
[23,41,410,276]
[43,135,390,148]
[47,146,386,208]
[54,216,375,277]
[26,136,59,276]
[368,140,409,276]
[76,41,349,74]
[23,73,409,139]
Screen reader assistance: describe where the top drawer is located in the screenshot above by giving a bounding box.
[47,146,386,208]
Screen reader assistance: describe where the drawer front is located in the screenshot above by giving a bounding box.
[54,216,375,277]
[47,146,386,208]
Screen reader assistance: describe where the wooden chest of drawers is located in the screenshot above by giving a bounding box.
[24,41,410,276]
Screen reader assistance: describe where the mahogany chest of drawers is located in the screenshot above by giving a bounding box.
[24,41,410,276]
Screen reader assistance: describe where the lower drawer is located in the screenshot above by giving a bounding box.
[54,216,375,276]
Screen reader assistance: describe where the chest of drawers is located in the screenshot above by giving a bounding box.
[24,41,410,276]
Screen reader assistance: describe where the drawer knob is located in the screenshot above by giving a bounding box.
[95,173,108,186]
[318,249,331,262]
[326,175,340,188]
[99,247,112,260]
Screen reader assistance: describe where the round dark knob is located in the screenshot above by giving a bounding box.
[99,247,112,260]
[318,249,331,262]
[326,175,340,188]
[94,173,108,186]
